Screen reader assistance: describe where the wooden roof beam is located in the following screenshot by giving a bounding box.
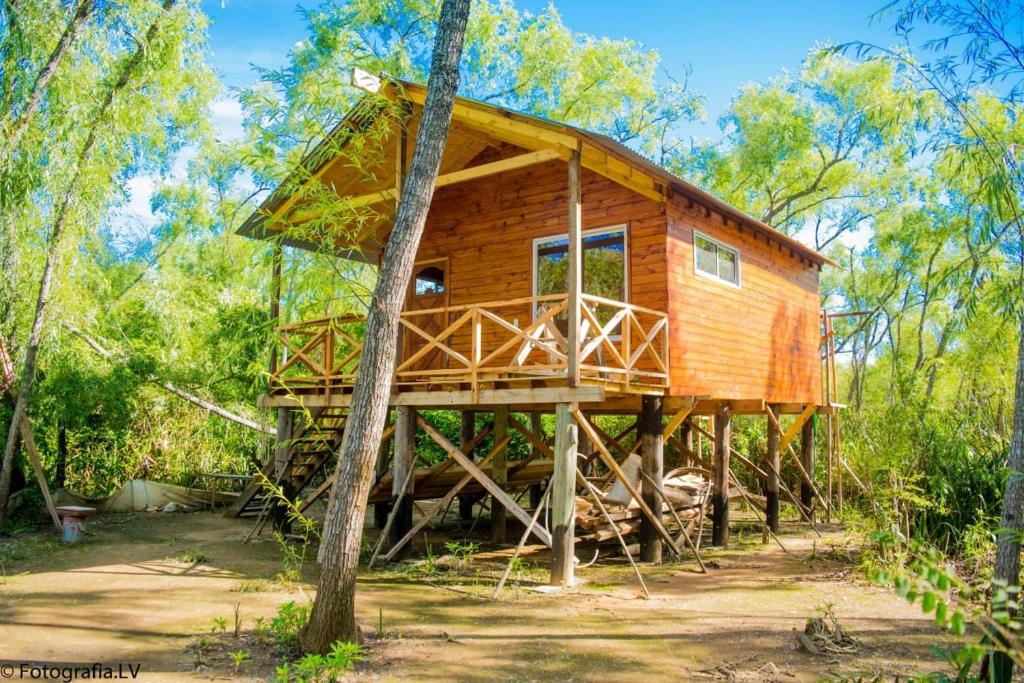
[287,146,572,225]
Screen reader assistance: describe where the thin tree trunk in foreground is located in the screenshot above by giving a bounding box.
[0,0,177,531]
[299,0,470,652]
[989,320,1024,680]
[0,0,96,165]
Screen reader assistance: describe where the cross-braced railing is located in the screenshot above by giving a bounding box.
[269,294,669,396]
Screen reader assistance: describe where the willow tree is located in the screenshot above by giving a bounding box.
[0,0,214,527]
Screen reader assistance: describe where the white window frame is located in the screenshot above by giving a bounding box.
[693,229,741,289]
[531,224,630,320]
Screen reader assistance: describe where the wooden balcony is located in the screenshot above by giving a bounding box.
[269,293,669,401]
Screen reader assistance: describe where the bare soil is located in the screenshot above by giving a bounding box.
[0,511,954,681]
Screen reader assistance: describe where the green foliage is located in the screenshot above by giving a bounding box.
[270,600,312,650]
[873,538,1024,679]
[275,640,365,683]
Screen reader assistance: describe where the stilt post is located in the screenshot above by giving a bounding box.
[551,403,577,586]
[640,395,664,563]
[800,409,816,522]
[272,408,294,532]
[712,403,731,547]
[680,419,693,467]
[491,405,509,543]
[459,410,476,521]
[390,406,416,549]
[766,404,781,533]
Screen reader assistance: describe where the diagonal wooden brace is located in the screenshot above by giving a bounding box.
[417,415,552,547]
[571,407,682,556]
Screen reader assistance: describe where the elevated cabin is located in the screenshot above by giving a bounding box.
[236,77,841,586]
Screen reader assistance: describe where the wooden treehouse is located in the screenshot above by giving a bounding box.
[232,75,844,586]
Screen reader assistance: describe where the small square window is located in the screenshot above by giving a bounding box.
[693,231,740,287]
[414,265,445,296]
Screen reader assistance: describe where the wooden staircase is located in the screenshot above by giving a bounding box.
[227,407,347,518]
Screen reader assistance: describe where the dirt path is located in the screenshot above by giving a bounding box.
[0,512,952,681]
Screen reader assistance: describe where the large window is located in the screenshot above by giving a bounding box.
[693,231,740,287]
[533,226,628,303]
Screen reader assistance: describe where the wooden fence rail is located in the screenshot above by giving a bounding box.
[269,294,669,396]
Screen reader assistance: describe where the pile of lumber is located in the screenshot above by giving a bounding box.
[576,470,710,542]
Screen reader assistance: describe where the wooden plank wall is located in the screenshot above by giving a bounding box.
[665,195,822,404]
[410,140,822,403]
[412,143,668,369]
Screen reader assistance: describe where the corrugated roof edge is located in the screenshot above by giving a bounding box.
[238,79,837,269]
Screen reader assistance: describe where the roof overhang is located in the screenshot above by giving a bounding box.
[237,75,836,269]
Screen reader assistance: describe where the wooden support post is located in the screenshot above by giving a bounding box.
[712,404,731,547]
[640,395,664,563]
[800,409,816,522]
[373,411,393,528]
[577,413,594,477]
[268,245,283,378]
[681,420,693,467]
[551,402,577,586]
[272,408,293,532]
[458,410,476,521]
[566,149,582,387]
[491,406,509,543]
[766,404,781,534]
[529,412,544,508]
[826,411,834,524]
[391,406,416,549]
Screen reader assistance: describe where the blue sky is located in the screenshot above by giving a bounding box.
[123,1,915,236]
[199,0,910,138]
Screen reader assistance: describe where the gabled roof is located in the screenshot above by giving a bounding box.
[238,79,835,268]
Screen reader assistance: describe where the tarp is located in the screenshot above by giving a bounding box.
[53,479,238,512]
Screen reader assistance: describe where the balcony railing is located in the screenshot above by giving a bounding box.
[269,293,669,398]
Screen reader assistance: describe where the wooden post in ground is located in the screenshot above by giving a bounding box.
[800,408,816,522]
[826,411,833,523]
[459,410,476,521]
[529,412,544,509]
[551,402,577,586]
[680,420,693,467]
[373,411,392,528]
[712,403,731,547]
[766,404,781,534]
[272,408,293,532]
[640,395,664,563]
[578,414,594,477]
[390,406,416,549]
[491,405,509,543]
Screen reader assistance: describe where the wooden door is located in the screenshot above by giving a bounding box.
[402,258,450,374]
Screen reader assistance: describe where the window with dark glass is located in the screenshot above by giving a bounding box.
[414,265,445,296]
[534,228,627,301]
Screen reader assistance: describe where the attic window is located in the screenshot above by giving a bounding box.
[694,231,740,287]
[414,265,445,296]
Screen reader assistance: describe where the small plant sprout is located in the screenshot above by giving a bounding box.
[229,650,250,673]
[212,617,227,635]
[233,603,242,638]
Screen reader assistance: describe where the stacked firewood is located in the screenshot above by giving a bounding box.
[575,469,710,542]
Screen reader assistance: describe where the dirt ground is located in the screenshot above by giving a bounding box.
[0,510,954,681]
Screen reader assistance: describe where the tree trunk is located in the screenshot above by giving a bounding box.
[0,0,95,165]
[0,0,177,531]
[299,0,470,653]
[989,320,1024,680]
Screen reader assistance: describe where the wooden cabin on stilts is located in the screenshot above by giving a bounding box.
[230,72,844,587]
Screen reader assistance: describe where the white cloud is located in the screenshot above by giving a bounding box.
[122,175,159,229]
[211,97,244,140]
